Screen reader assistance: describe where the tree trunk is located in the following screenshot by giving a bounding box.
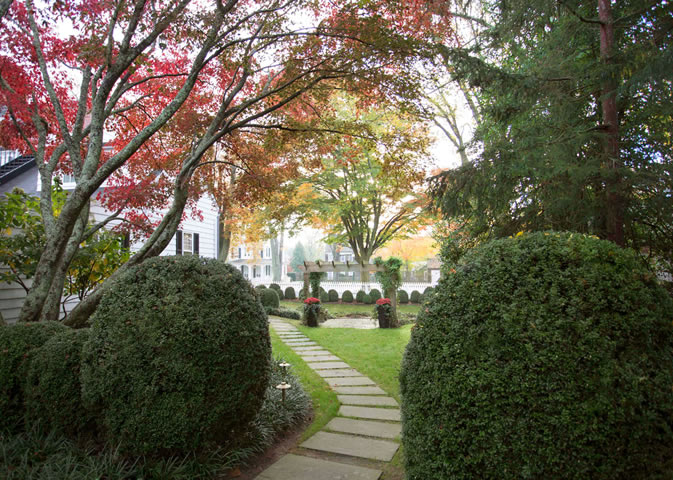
[219,217,231,261]
[41,204,90,322]
[598,0,624,246]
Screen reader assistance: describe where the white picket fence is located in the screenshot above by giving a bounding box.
[248,279,435,296]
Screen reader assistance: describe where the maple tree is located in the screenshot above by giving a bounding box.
[298,95,434,281]
[0,0,443,325]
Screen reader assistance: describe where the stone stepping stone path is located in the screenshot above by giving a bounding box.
[260,318,402,480]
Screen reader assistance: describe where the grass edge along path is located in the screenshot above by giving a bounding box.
[285,321,413,480]
[269,328,339,442]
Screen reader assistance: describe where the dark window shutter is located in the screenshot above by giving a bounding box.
[194,233,200,256]
[176,230,182,255]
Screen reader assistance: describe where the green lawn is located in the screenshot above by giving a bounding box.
[279,300,421,318]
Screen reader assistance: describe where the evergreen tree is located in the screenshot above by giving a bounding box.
[430,0,673,274]
[289,242,307,280]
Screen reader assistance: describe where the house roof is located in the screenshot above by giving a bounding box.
[0,155,36,186]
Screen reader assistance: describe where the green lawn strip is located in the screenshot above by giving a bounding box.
[279,300,420,317]
[295,324,413,402]
[268,326,339,442]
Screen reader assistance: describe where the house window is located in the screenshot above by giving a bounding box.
[253,266,262,278]
[265,265,271,276]
[266,247,271,258]
[240,265,248,278]
[238,247,242,259]
[260,249,264,258]
[175,230,199,256]
[62,173,76,185]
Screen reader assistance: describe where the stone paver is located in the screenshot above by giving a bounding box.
[307,361,351,370]
[327,377,376,387]
[285,341,317,346]
[256,454,381,480]
[332,386,387,395]
[291,346,324,351]
[316,369,363,378]
[301,431,399,461]
[339,406,401,422]
[321,318,378,329]
[300,355,341,362]
[337,395,398,407]
[325,417,401,439]
[296,349,332,356]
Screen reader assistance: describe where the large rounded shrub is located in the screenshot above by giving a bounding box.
[319,290,329,303]
[270,283,284,300]
[25,328,92,437]
[284,286,296,300]
[397,289,409,304]
[363,293,373,305]
[355,290,366,303]
[81,256,271,455]
[409,290,421,303]
[400,232,673,480]
[0,322,67,431]
[342,290,354,303]
[328,289,339,302]
[260,288,280,309]
[368,288,382,302]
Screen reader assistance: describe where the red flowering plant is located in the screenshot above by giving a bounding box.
[303,297,321,327]
[375,298,393,328]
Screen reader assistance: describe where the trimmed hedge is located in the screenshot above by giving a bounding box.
[284,286,296,300]
[342,290,354,303]
[355,290,366,303]
[265,307,301,320]
[24,328,92,437]
[255,284,266,291]
[409,290,421,303]
[368,288,382,302]
[319,290,329,303]
[270,283,284,300]
[397,290,409,304]
[328,289,339,302]
[400,232,673,480]
[363,293,373,305]
[260,288,280,309]
[0,322,67,432]
[81,256,271,455]
[422,286,434,296]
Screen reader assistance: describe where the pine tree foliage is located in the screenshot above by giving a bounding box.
[430,0,673,273]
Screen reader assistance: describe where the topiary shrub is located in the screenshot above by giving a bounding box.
[260,288,280,309]
[298,288,306,300]
[269,283,281,292]
[422,286,434,297]
[24,328,92,437]
[363,293,373,305]
[284,286,296,300]
[81,256,271,456]
[355,290,366,303]
[0,322,67,432]
[400,232,673,480]
[255,284,266,291]
[341,290,354,303]
[397,289,409,304]
[409,290,421,303]
[368,288,381,302]
[328,289,339,302]
[319,290,329,303]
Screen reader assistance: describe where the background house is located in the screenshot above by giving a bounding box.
[227,240,288,283]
